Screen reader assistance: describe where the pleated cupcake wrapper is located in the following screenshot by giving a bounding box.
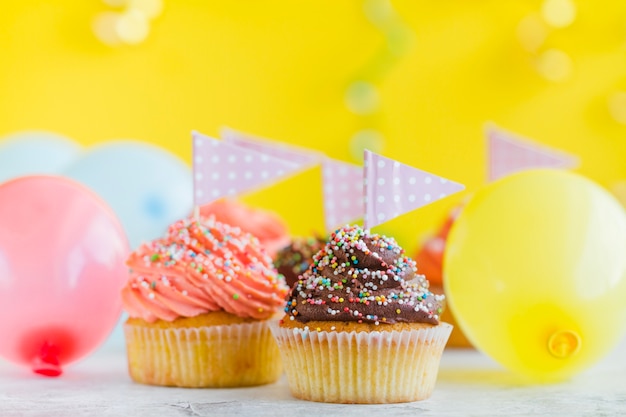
[269,321,452,404]
[124,320,282,388]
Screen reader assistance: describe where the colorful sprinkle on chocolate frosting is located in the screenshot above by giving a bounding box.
[274,236,326,288]
[285,225,444,325]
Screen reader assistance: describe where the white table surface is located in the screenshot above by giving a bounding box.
[1,335,625,417]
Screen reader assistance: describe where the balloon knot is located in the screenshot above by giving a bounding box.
[32,342,63,377]
[548,330,581,359]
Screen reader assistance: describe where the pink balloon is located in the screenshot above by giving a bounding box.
[0,176,129,376]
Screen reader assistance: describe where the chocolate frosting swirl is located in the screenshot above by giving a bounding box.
[274,236,326,288]
[285,225,444,325]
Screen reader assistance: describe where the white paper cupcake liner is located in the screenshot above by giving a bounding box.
[270,321,452,403]
[124,320,282,387]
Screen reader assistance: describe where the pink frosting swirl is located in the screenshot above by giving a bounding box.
[199,199,290,257]
[121,217,289,323]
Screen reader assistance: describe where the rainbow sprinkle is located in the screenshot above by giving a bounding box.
[285,225,444,325]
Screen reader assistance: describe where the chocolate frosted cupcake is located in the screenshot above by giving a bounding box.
[270,225,452,404]
[273,236,325,288]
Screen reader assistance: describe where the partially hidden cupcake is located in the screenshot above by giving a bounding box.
[415,204,472,348]
[200,199,290,258]
[121,216,289,388]
[271,225,452,404]
[273,235,326,288]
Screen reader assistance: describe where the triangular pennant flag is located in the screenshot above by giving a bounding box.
[322,158,364,232]
[487,126,580,182]
[220,127,322,168]
[192,131,301,206]
[364,150,465,229]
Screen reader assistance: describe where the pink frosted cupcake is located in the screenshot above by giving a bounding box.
[199,199,290,257]
[121,217,288,387]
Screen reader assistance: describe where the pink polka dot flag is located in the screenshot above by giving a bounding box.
[220,127,322,168]
[220,127,365,232]
[192,131,302,206]
[364,150,465,230]
[487,125,579,182]
[322,158,364,232]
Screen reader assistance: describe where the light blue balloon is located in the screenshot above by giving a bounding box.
[62,140,193,250]
[0,131,81,183]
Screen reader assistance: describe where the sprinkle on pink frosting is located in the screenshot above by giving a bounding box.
[121,217,289,322]
[199,199,290,257]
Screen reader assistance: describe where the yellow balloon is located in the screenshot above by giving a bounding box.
[444,169,626,382]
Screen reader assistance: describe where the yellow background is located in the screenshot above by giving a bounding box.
[2,0,626,254]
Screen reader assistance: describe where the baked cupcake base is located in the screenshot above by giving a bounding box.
[124,311,282,388]
[270,318,452,404]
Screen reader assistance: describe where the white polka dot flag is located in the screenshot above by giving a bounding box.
[487,125,580,182]
[220,127,322,167]
[322,158,364,232]
[192,131,302,206]
[364,150,465,230]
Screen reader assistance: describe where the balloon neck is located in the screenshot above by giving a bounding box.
[547,330,581,359]
[32,342,63,377]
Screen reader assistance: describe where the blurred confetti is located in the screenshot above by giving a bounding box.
[535,48,573,82]
[608,91,626,124]
[346,0,415,162]
[93,0,163,46]
[517,0,578,82]
[541,0,577,29]
[517,14,548,53]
